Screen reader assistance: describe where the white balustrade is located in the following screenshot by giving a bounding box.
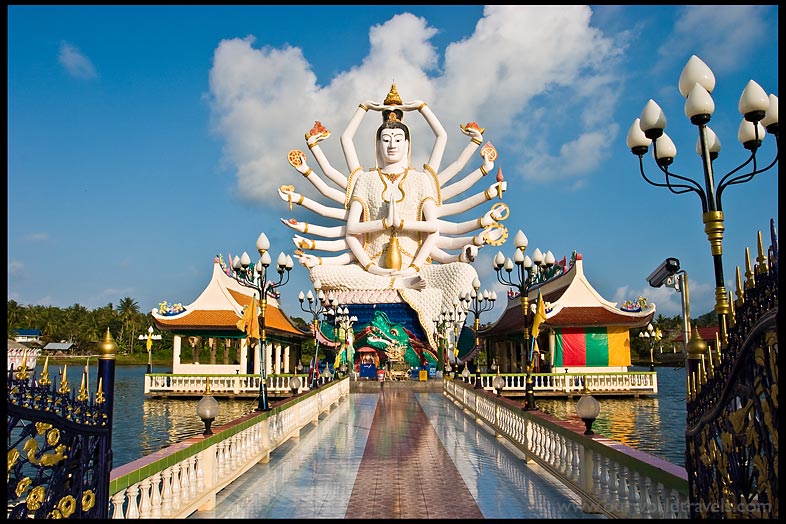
[109,378,349,519]
[444,381,686,518]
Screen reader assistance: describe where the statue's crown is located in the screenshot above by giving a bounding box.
[384,83,402,106]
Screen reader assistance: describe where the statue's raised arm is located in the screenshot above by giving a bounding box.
[287,149,345,204]
[440,143,496,201]
[303,121,349,190]
[438,121,485,186]
[277,185,348,221]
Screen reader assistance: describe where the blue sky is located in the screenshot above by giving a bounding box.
[8,5,779,327]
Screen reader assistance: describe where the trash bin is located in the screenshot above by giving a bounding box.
[419,369,428,381]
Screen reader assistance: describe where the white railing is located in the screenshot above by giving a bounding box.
[109,378,349,518]
[444,380,688,518]
[468,371,658,396]
[144,373,321,397]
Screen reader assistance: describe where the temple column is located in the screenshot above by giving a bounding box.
[173,335,182,374]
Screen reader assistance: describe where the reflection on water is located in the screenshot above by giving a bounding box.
[45,364,259,467]
[537,366,688,467]
[28,364,689,468]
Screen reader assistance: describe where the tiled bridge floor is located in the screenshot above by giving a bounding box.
[189,388,604,519]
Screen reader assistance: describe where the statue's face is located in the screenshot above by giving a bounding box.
[379,129,408,164]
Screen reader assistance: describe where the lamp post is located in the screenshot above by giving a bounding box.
[492,368,505,397]
[299,279,337,390]
[139,326,162,374]
[335,306,357,378]
[461,277,496,389]
[493,230,561,410]
[447,302,467,379]
[196,377,219,436]
[230,232,293,411]
[626,54,778,378]
[432,308,454,377]
[575,387,601,435]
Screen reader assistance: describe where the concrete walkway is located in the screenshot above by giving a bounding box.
[189,383,603,519]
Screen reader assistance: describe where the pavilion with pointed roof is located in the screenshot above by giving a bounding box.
[151,256,308,376]
[479,252,656,374]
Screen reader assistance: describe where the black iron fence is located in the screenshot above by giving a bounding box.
[7,329,117,519]
[685,223,778,518]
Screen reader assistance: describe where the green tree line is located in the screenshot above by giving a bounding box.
[7,298,164,354]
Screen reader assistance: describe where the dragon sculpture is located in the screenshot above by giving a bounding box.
[353,311,437,368]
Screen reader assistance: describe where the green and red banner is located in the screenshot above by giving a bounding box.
[553,326,631,367]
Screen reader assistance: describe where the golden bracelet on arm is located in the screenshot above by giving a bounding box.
[480,165,488,176]
[382,218,388,230]
[471,137,482,146]
[302,168,313,177]
[297,195,305,205]
[399,219,405,230]
[484,188,493,200]
[364,261,374,271]
[410,263,420,272]
[477,217,485,228]
[418,102,427,110]
[317,256,322,265]
[307,142,317,150]
[359,103,369,112]
[303,223,309,234]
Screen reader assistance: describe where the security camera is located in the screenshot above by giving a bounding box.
[646,257,680,288]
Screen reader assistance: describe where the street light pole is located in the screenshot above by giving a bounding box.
[449,302,466,379]
[231,232,293,411]
[432,309,453,377]
[139,326,161,374]
[493,230,561,411]
[626,54,778,377]
[299,279,337,390]
[335,306,357,378]
[461,277,496,389]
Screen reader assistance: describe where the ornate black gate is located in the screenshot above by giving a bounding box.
[685,224,778,518]
[7,329,117,519]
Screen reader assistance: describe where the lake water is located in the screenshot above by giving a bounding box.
[51,363,689,468]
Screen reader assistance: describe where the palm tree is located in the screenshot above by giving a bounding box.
[118,297,140,353]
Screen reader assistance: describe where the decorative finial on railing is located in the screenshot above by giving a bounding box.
[39,355,51,386]
[755,230,768,275]
[735,265,744,307]
[58,365,71,394]
[744,247,755,289]
[14,349,30,381]
[98,328,118,359]
[706,342,715,379]
[95,377,105,404]
[728,290,736,328]
[77,370,89,402]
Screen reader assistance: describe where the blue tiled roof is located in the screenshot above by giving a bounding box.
[15,329,42,336]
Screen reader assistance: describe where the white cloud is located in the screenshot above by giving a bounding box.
[8,260,24,276]
[208,6,624,204]
[23,232,49,242]
[58,41,97,79]
[658,5,770,76]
